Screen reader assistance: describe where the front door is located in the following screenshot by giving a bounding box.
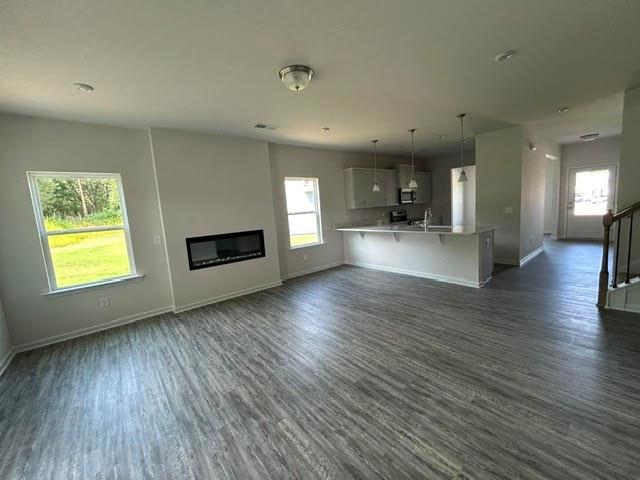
[566,164,617,239]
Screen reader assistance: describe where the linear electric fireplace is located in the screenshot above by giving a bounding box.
[186,229,265,270]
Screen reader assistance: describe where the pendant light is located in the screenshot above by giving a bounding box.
[371,139,381,192]
[457,113,468,183]
[408,128,418,189]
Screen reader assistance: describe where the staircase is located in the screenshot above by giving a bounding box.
[598,200,640,312]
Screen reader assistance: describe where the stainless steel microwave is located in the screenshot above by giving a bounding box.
[398,188,416,204]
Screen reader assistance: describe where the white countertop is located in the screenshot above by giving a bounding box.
[336,224,498,235]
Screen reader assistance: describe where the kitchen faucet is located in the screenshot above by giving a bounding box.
[424,208,433,226]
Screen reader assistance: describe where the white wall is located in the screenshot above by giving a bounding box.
[544,155,561,236]
[476,126,524,264]
[269,143,428,279]
[0,114,173,347]
[618,87,640,273]
[423,150,476,225]
[149,128,282,311]
[0,298,12,372]
[558,136,621,238]
[269,143,347,279]
[519,137,547,259]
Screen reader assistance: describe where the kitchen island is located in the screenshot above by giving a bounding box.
[337,224,497,287]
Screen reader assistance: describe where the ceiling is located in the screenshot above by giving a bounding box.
[1,0,639,156]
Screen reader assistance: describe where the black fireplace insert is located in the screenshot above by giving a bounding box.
[186,229,265,270]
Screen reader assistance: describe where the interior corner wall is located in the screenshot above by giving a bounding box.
[476,126,524,264]
[422,150,476,225]
[0,114,173,347]
[0,297,12,370]
[519,132,548,260]
[149,128,281,311]
[558,136,621,239]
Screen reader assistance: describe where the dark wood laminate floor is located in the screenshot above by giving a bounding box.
[2,240,640,479]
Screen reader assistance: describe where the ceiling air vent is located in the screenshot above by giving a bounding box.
[253,123,277,130]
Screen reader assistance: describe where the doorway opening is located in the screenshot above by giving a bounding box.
[566,164,617,239]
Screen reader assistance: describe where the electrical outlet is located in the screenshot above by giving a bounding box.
[99,296,111,309]
[153,234,162,245]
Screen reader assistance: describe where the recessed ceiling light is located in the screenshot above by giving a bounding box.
[321,127,330,132]
[557,106,570,113]
[580,133,600,142]
[253,123,277,130]
[73,82,94,92]
[278,65,314,91]
[493,50,517,62]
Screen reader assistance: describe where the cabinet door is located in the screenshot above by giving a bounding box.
[413,172,432,204]
[396,165,412,190]
[421,172,432,204]
[352,169,375,209]
[379,170,399,206]
[344,169,357,209]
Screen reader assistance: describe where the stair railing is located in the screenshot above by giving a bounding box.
[598,200,640,307]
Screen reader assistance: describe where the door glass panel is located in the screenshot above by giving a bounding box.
[573,169,610,216]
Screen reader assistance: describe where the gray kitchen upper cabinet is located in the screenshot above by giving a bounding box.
[344,168,398,209]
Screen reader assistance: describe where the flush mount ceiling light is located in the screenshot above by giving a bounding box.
[278,65,314,91]
[457,113,468,183]
[493,50,517,62]
[321,127,330,132]
[73,82,94,92]
[557,106,570,113]
[408,129,418,189]
[580,133,600,141]
[371,139,381,193]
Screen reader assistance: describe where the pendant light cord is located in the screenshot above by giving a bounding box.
[372,139,378,183]
[458,113,465,170]
[409,128,416,179]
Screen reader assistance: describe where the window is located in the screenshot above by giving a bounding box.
[27,172,137,291]
[284,177,323,248]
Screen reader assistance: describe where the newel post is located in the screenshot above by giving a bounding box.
[597,209,614,308]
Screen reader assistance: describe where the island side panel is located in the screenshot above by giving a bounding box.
[342,231,482,287]
[477,230,494,285]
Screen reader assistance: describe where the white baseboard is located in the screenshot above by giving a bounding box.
[173,280,282,314]
[14,305,174,353]
[494,246,544,268]
[519,246,544,266]
[0,347,16,377]
[281,261,344,281]
[345,260,484,288]
[494,258,520,266]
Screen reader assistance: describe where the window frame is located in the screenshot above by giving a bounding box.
[284,176,324,250]
[27,171,138,293]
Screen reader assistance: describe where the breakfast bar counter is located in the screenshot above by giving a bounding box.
[337,224,497,287]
